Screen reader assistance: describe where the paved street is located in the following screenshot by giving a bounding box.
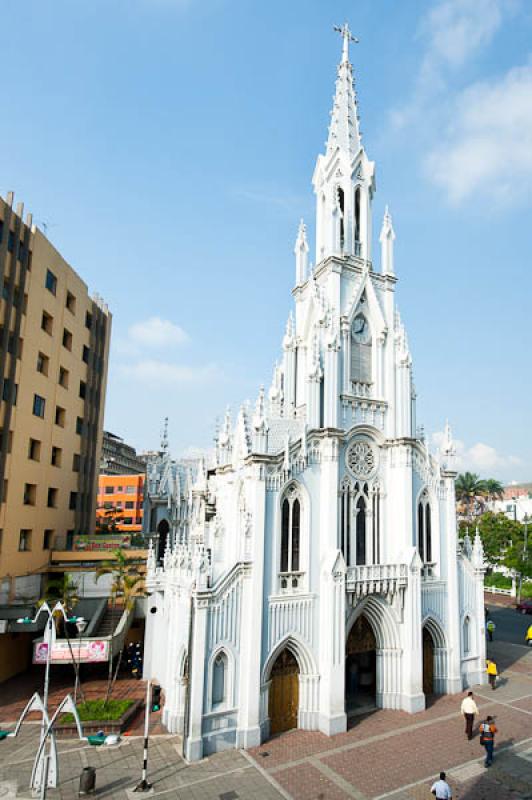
[0,604,530,799]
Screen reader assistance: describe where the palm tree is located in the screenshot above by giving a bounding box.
[484,479,504,503]
[41,574,86,703]
[96,549,143,703]
[455,472,488,519]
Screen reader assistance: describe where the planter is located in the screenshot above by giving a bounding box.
[55,699,141,738]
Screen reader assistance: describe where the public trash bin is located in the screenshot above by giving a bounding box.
[79,766,96,795]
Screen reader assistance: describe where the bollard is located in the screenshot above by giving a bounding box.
[79,766,96,796]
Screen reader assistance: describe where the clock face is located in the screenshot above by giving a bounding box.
[352,315,370,343]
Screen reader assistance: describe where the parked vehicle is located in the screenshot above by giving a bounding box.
[516,599,532,615]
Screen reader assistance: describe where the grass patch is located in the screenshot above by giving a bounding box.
[61,698,134,723]
[485,573,512,589]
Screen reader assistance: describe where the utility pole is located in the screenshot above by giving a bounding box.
[133,680,152,792]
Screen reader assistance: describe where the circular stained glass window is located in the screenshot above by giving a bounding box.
[346,441,376,479]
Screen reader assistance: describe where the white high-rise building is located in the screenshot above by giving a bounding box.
[144,26,486,761]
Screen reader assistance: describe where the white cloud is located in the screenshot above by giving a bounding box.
[129,316,189,348]
[421,0,510,70]
[119,359,220,385]
[390,0,518,130]
[424,62,532,203]
[432,431,522,473]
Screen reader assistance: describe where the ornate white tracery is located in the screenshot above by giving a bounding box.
[346,440,377,479]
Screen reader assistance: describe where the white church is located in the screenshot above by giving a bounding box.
[144,26,486,761]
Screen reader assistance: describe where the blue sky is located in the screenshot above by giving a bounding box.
[2,0,532,482]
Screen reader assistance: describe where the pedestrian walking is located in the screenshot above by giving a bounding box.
[479,716,497,767]
[460,691,479,740]
[486,619,495,641]
[486,659,498,690]
[431,771,452,798]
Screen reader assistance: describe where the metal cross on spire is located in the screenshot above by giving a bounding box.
[334,22,359,63]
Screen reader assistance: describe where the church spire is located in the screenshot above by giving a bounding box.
[327,23,361,160]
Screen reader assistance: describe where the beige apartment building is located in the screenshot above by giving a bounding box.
[0,192,111,603]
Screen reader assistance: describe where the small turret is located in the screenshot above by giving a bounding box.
[252,386,269,453]
[379,205,396,275]
[294,219,309,285]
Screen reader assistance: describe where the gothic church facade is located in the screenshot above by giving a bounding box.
[144,28,486,761]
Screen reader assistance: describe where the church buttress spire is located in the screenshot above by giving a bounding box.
[294,219,309,285]
[380,205,396,275]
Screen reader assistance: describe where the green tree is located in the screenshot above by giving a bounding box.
[484,479,504,502]
[459,512,520,567]
[455,472,488,518]
[96,549,144,703]
[96,504,120,533]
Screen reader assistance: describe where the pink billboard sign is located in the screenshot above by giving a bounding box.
[33,639,110,664]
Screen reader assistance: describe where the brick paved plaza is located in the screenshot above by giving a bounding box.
[0,638,530,799]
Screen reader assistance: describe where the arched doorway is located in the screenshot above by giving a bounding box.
[345,615,377,713]
[423,627,435,696]
[268,649,299,735]
[156,519,170,562]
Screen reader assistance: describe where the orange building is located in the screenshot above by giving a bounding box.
[96,473,144,533]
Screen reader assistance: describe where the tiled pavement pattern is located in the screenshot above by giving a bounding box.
[0,639,530,799]
[249,640,532,800]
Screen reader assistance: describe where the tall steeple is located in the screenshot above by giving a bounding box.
[327,24,362,160]
[313,25,376,265]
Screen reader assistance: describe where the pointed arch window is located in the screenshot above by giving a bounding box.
[280,485,303,591]
[417,491,433,565]
[354,186,361,255]
[340,476,380,567]
[463,616,471,656]
[212,651,227,706]
[337,187,345,251]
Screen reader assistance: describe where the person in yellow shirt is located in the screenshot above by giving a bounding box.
[526,624,532,647]
[486,659,498,690]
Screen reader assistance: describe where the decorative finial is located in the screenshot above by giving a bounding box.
[334,22,359,63]
[161,417,169,452]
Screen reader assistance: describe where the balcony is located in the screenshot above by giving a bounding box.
[345,563,408,600]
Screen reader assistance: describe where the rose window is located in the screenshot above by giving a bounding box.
[346,441,376,479]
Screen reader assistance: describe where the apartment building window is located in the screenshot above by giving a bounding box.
[79,381,87,399]
[51,446,62,467]
[85,311,92,329]
[45,269,57,295]
[55,406,66,427]
[82,345,90,364]
[122,517,133,526]
[8,231,14,253]
[0,428,13,454]
[2,380,18,405]
[76,416,84,435]
[33,394,46,418]
[62,328,73,351]
[23,483,37,506]
[28,438,41,461]
[125,501,134,509]
[19,529,32,551]
[66,291,76,313]
[135,517,142,525]
[105,486,114,494]
[72,453,80,472]
[43,529,54,550]
[125,486,136,494]
[47,488,58,508]
[69,491,78,511]
[37,351,49,376]
[58,367,69,388]
[41,311,53,335]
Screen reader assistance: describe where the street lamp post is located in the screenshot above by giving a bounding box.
[74,618,87,705]
[17,602,85,794]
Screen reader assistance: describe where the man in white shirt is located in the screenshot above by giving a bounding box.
[431,772,452,799]
[460,691,479,740]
